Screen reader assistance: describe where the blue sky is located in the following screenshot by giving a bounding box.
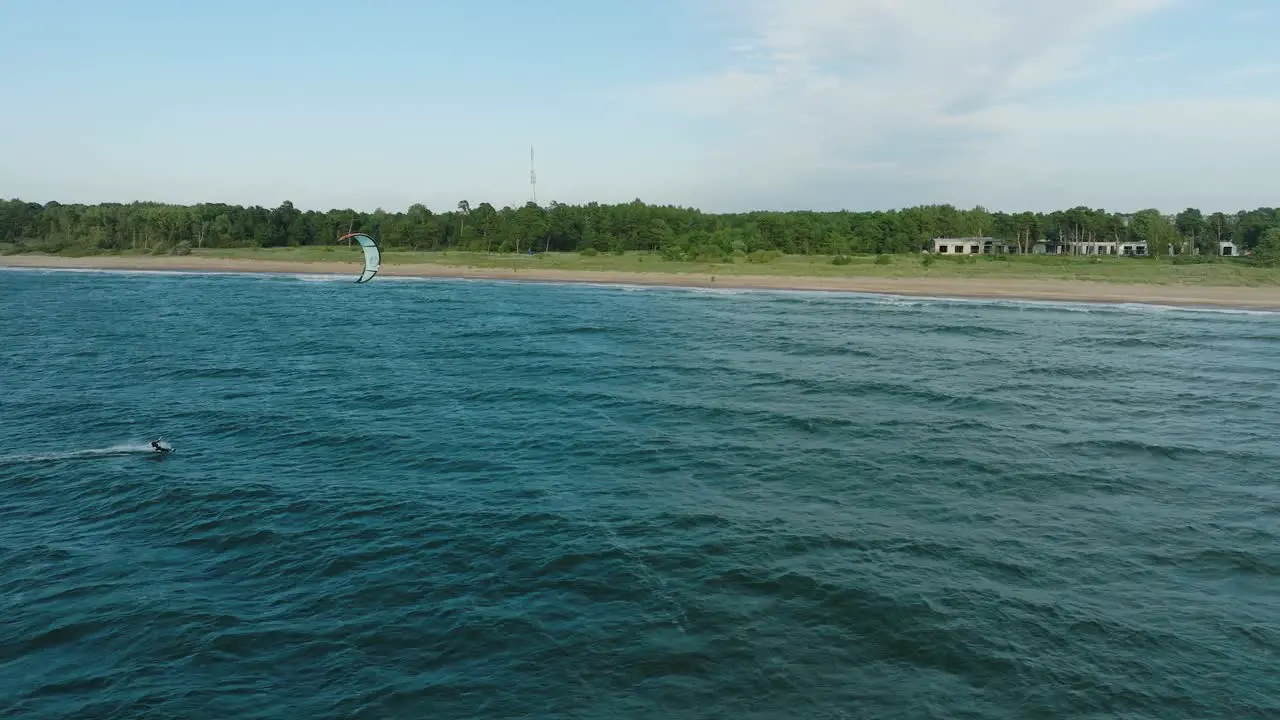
[1,0,1277,214]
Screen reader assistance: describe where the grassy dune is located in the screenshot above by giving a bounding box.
[4,243,1276,287]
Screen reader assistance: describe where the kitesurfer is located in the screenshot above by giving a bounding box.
[150,440,168,453]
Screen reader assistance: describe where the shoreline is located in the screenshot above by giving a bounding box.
[4,254,1280,311]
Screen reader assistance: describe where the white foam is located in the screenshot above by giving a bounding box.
[0,266,265,280]
[0,443,160,465]
[670,286,1280,317]
[292,274,349,283]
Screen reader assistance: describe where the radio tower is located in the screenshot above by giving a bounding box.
[529,145,537,206]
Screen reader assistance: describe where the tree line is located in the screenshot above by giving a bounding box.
[3,197,1279,261]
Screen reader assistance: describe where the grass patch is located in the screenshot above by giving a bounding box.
[197,248,1280,286]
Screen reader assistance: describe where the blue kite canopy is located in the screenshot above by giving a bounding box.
[338,232,381,283]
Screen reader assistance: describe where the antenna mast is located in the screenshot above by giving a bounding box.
[530,145,537,206]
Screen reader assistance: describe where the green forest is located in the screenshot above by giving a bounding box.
[3,197,1280,262]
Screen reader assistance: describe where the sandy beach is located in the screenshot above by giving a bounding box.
[4,253,1280,310]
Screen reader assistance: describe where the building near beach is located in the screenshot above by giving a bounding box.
[931,237,1019,255]
[1064,240,1148,256]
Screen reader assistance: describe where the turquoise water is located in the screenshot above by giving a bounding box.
[1,268,1277,718]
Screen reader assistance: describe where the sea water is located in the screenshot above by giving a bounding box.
[1,268,1277,718]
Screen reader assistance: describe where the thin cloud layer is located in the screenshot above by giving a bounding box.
[653,0,1280,213]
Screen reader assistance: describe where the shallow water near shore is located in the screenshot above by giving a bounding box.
[1,268,1278,718]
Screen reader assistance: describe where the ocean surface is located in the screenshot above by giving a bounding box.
[1,267,1277,719]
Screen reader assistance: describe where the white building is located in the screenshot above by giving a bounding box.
[1120,241,1148,256]
[931,237,1014,255]
[932,237,980,254]
[1065,240,1147,256]
[1218,241,1240,256]
[1070,241,1119,255]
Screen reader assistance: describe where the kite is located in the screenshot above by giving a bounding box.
[338,232,381,283]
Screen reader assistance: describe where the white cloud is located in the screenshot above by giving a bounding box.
[647,0,1280,213]
[1226,7,1273,23]
[937,98,1280,212]
[1228,64,1280,80]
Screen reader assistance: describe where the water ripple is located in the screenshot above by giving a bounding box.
[1,269,1278,718]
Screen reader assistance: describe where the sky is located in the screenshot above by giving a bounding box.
[1,0,1277,214]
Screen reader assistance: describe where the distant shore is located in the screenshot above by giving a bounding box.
[4,253,1280,310]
